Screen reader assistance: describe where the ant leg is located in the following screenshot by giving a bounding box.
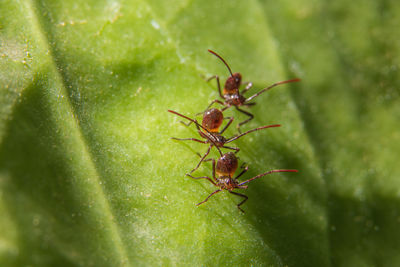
[238,169,298,186]
[229,191,248,213]
[171,137,207,144]
[234,106,254,133]
[221,105,230,112]
[196,155,213,164]
[203,99,225,113]
[200,156,214,163]
[219,116,234,134]
[194,121,201,131]
[235,165,249,180]
[168,110,201,129]
[211,158,216,180]
[222,145,240,153]
[180,120,193,127]
[226,124,281,143]
[186,174,217,186]
[206,75,217,82]
[245,78,301,103]
[168,110,222,155]
[207,75,223,98]
[196,189,222,206]
[244,102,256,107]
[192,155,215,178]
[240,82,253,95]
[190,145,212,173]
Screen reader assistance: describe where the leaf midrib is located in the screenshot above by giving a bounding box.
[26,0,130,265]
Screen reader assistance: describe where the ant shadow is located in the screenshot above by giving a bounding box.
[234,134,328,266]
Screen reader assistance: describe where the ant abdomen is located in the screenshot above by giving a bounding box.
[202,108,223,132]
[216,152,238,177]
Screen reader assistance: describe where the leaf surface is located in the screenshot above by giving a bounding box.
[1,0,398,266]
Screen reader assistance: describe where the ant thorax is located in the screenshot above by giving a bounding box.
[216,176,248,190]
[216,176,238,190]
[199,131,226,147]
[224,93,246,106]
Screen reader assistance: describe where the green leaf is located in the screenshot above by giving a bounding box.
[0,0,398,266]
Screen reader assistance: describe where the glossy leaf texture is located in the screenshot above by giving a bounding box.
[0,0,398,266]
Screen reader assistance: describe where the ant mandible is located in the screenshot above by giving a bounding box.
[168,109,280,174]
[206,49,301,133]
[187,152,298,212]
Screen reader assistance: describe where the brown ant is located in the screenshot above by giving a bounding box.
[206,49,301,132]
[168,109,280,173]
[187,152,298,212]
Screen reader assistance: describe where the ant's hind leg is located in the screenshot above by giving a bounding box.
[222,145,240,154]
[219,116,234,134]
[229,191,248,213]
[196,189,222,206]
[235,106,254,133]
[196,153,213,164]
[171,137,207,144]
[186,174,216,186]
[190,145,212,174]
[180,120,193,127]
[183,118,203,129]
[206,75,218,82]
[235,165,249,180]
[200,99,225,115]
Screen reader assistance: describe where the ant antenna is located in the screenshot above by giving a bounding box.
[167,110,223,156]
[245,78,301,103]
[226,124,281,143]
[238,169,298,186]
[208,49,233,77]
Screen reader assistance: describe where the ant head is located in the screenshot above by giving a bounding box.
[216,152,238,178]
[224,72,242,93]
[208,49,241,93]
[202,108,223,132]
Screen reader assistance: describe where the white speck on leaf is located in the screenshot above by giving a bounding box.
[151,20,160,30]
[134,87,142,96]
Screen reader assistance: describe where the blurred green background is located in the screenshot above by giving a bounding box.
[1,0,399,266]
